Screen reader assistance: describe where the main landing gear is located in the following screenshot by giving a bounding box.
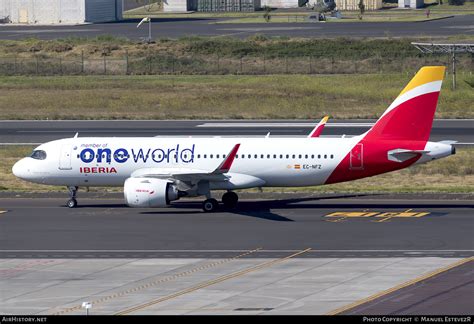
[202,198,219,212]
[67,186,78,208]
[202,191,239,212]
[222,191,238,209]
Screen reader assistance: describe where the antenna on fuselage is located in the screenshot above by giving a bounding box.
[265,132,270,138]
[74,132,79,138]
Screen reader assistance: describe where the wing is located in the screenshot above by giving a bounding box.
[308,116,329,138]
[130,144,240,182]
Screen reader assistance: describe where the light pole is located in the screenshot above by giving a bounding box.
[137,17,152,43]
[411,42,474,91]
[82,302,92,315]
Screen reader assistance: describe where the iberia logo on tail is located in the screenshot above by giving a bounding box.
[326,66,446,184]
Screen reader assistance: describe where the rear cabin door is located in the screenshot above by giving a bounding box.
[350,143,364,170]
[59,144,72,170]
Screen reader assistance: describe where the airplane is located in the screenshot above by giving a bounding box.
[12,66,456,212]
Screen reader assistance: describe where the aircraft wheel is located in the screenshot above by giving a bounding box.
[202,198,218,213]
[67,198,77,208]
[222,191,238,209]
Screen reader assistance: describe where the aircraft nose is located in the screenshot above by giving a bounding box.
[12,158,28,179]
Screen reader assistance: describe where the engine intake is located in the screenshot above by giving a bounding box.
[124,177,181,208]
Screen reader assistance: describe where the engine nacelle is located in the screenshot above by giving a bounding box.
[124,177,180,208]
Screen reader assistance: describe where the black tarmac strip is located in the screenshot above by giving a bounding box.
[1,119,472,144]
[342,260,474,315]
[0,194,472,258]
[0,15,472,40]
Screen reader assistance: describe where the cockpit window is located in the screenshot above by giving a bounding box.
[31,150,47,160]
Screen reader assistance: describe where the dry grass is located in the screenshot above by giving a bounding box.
[0,73,472,120]
[1,146,473,193]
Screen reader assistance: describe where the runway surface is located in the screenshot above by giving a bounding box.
[0,196,472,258]
[0,15,472,40]
[1,119,473,144]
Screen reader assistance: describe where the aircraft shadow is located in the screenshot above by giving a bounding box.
[67,193,473,222]
[141,194,373,222]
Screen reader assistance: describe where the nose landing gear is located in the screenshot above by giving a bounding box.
[67,186,78,208]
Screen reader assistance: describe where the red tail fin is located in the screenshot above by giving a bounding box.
[364,66,445,142]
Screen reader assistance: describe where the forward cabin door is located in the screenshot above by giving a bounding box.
[59,144,73,170]
[349,143,364,170]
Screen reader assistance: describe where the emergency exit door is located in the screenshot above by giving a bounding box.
[350,143,364,170]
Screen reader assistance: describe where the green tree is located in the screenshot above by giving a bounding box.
[263,6,272,22]
[358,0,365,20]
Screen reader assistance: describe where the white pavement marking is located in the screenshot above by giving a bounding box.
[1,249,472,253]
[197,123,374,128]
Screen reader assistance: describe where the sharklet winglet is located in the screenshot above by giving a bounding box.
[213,144,240,174]
[308,116,329,138]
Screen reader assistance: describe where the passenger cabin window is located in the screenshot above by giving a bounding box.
[31,150,47,160]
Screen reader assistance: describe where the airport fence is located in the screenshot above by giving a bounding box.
[0,52,472,76]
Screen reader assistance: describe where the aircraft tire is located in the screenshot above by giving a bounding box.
[222,191,238,209]
[203,198,218,212]
[67,198,77,208]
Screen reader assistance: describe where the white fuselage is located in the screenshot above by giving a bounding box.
[13,136,362,189]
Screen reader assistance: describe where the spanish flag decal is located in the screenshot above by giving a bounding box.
[294,164,301,169]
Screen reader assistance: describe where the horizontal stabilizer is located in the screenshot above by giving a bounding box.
[387,149,430,163]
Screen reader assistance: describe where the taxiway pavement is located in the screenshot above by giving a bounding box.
[1,119,472,144]
[0,196,472,258]
[0,15,472,40]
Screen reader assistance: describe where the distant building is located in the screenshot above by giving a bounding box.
[335,0,383,10]
[0,0,123,24]
[260,0,300,8]
[160,0,383,11]
[163,0,260,12]
[398,0,424,8]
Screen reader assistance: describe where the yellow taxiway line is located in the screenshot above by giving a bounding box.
[326,256,474,315]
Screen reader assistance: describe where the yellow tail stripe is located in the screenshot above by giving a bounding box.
[399,66,445,97]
